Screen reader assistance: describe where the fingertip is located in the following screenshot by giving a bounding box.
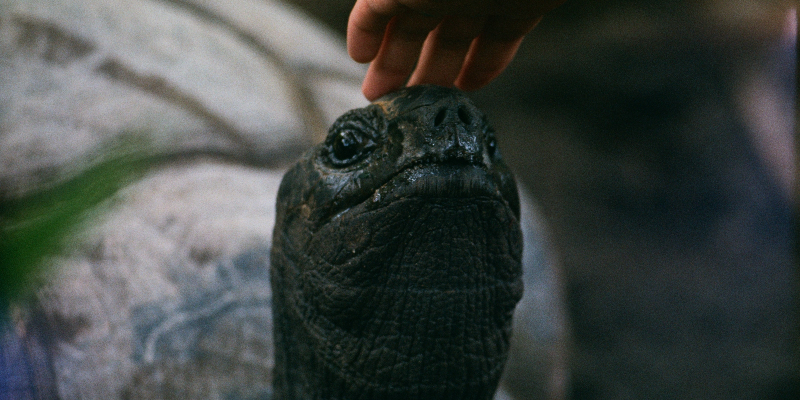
[361,82,390,102]
[454,75,490,92]
[361,67,400,101]
[361,77,379,101]
[347,29,383,63]
[362,85,382,102]
[359,11,442,100]
[453,44,510,92]
[453,48,516,91]
[362,72,407,101]
[454,62,503,91]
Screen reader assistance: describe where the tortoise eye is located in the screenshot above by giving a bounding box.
[486,135,498,157]
[328,128,374,166]
[325,107,382,167]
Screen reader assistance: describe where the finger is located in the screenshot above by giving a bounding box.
[347,0,406,63]
[361,11,442,100]
[455,16,542,91]
[407,16,486,88]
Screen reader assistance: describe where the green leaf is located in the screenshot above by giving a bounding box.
[0,140,152,301]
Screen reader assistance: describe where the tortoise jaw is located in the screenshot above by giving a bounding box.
[365,161,503,208]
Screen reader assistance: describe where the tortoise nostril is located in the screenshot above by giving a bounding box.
[457,107,472,125]
[433,106,472,127]
[434,108,447,127]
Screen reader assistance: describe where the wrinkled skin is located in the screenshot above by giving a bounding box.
[271,85,523,400]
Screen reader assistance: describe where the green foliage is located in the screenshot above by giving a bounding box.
[0,141,152,302]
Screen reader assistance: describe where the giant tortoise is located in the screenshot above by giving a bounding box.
[0,1,567,399]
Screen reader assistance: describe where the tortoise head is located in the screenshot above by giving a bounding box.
[271,85,523,400]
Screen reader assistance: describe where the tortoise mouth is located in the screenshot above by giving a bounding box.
[366,160,504,208]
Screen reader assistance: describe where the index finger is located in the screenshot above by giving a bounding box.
[347,0,408,63]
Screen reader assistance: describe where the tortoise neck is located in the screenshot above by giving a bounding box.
[270,197,523,400]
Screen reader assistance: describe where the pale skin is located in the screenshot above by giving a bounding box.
[347,0,566,100]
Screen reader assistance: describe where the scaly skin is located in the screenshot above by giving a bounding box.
[271,85,523,400]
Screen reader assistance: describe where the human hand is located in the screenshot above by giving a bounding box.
[347,0,566,100]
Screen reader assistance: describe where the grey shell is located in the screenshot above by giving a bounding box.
[0,1,567,399]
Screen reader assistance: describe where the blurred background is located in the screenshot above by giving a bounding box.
[288,0,798,399]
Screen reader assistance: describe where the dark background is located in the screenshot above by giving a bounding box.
[288,1,798,399]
